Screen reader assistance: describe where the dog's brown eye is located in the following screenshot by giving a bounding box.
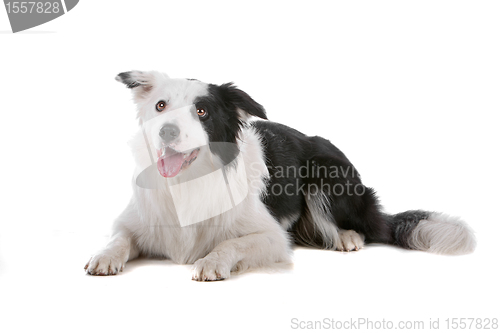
[197,108,207,117]
[156,101,167,112]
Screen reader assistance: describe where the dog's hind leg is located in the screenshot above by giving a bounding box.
[290,193,342,250]
[84,200,140,276]
[336,229,365,252]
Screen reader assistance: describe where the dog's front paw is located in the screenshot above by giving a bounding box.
[192,253,231,281]
[84,252,125,276]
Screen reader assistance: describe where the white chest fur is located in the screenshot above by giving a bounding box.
[124,126,271,264]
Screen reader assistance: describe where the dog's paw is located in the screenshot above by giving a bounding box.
[84,252,125,276]
[336,230,365,252]
[192,253,231,281]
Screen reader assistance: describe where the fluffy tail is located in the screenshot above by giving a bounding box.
[386,210,476,255]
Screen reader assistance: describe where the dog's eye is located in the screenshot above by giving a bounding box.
[156,101,167,112]
[197,108,207,118]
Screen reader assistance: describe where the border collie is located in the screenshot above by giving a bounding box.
[84,71,476,281]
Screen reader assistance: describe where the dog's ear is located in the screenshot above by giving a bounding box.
[116,71,167,103]
[221,83,267,120]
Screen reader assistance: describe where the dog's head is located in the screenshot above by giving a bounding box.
[116,71,267,178]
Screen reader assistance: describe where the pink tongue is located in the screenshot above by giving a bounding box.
[157,152,185,178]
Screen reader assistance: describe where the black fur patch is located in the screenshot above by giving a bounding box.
[253,120,391,246]
[218,83,267,120]
[194,83,266,165]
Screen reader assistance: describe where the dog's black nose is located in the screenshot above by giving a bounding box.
[159,124,180,143]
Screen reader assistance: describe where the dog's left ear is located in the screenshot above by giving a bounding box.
[221,83,267,120]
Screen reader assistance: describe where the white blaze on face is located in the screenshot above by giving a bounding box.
[148,105,207,152]
[140,105,208,178]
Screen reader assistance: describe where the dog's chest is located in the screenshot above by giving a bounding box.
[134,199,239,264]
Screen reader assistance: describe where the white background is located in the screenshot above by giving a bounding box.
[1,1,499,332]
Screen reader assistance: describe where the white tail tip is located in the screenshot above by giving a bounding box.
[409,212,476,255]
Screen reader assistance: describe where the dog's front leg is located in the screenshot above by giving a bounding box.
[192,226,291,281]
[84,201,140,276]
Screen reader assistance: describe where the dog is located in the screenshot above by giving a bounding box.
[84,70,476,281]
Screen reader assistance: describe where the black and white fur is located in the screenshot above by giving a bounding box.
[84,71,476,281]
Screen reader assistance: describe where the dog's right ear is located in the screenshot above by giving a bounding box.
[115,71,167,103]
